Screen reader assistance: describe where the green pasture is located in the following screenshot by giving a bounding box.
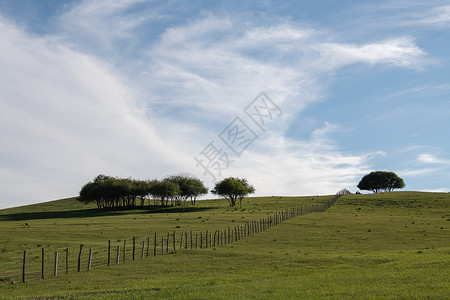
[0,192,449,299]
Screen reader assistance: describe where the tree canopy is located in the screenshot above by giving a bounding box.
[211,177,255,207]
[357,171,405,193]
[77,174,207,209]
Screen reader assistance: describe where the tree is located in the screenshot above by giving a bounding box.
[185,177,208,205]
[336,188,352,196]
[150,179,181,207]
[357,171,405,193]
[165,175,209,205]
[211,177,255,207]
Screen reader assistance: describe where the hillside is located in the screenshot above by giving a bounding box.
[0,192,449,299]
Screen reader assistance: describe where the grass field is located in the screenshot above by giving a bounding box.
[0,192,449,299]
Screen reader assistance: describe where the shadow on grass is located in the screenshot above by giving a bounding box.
[0,206,214,221]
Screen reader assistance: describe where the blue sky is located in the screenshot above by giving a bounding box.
[1,0,450,209]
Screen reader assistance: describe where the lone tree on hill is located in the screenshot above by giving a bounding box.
[357,171,405,193]
[211,177,255,207]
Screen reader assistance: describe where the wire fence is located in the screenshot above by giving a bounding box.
[0,195,340,286]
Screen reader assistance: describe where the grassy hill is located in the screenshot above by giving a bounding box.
[0,192,449,299]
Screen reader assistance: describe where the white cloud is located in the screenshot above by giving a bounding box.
[0,16,186,208]
[419,188,450,193]
[0,2,432,209]
[316,36,426,69]
[417,153,450,165]
[404,5,450,27]
[398,168,436,177]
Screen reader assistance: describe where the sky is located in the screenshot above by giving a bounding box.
[1,0,450,209]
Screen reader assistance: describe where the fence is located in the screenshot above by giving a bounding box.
[1,196,340,285]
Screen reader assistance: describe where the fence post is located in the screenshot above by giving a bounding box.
[141,241,145,258]
[154,233,157,256]
[166,233,169,253]
[132,237,136,261]
[66,248,69,274]
[41,248,45,279]
[147,237,150,258]
[180,232,183,250]
[77,245,83,272]
[190,231,193,249]
[185,232,188,249]
[173,231,176,253]
[195,234,198,249]
[116,246,120,265]
[54,251,58,276]
[108,240,111,266]
[161,237,164,255]
[88,248,92,270]
[200,232,203,249]
[205,230,208,249]
[22,250,26,283]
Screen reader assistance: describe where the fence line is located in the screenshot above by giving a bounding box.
[1,196,341,285]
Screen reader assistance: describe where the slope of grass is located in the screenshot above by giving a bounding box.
[0,192,449,299]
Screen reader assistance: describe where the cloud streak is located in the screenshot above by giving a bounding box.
[0,1,435,208]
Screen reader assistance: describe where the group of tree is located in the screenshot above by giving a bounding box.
[78,174,208,209]
[357,171,405,193]
[78,169,406,210]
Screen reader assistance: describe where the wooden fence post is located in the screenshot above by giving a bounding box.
[190,231,193,249]
[108,240,111,266]
[66,248,69,274]
[22,250,26,283]
[161,237,164,255]
[77,245,83,272]
[205,230,208,249]
[200,232,203,249]
[54,251,58,276]
[180,232,183,250]
[141,241,145,258]
[132,237,136,261]
[173,231,176,253]
[41,248,45,279]
[147,237,150,258]
[166,233,169,253]
[195,234,198,249]
[185,232,188,249]
[154,233,157,256]
[88,248,92,270]
[116,246,120,265]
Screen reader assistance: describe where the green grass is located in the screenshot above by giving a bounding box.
[0,192,449,299]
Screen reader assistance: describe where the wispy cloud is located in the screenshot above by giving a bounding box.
[402,4,450,27]
[316,36,427,69]
[417,153,450,165]
[398,168,437,177]
[0,1,437,208]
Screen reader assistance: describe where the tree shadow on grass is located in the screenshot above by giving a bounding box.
[0,206,214,221]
